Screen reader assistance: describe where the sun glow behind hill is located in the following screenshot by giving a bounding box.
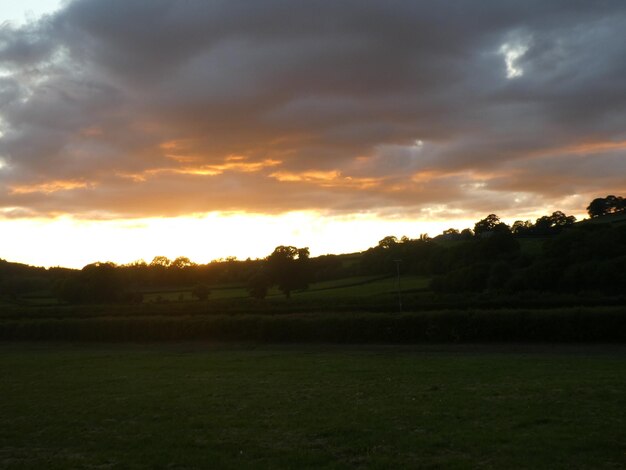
[1,212,481,269]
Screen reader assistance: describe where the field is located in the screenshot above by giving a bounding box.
[6,275,403,307]
[139,275,427,304]
[1,343,624,469]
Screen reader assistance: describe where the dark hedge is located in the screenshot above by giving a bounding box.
[1,307,625,343]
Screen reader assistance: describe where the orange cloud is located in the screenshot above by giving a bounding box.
[79,126,104,137]
[9,180,93,195]
[411,169,507,184]
[531,140,626,159]
[117,157,281,182]
[200,158,281,173]
[270,170,380,189]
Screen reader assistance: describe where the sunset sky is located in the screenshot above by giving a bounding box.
[1,1,625,268]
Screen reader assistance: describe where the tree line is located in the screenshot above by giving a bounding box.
[1,194,624,304]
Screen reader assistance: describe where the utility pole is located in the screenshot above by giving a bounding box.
[393,259,402,312]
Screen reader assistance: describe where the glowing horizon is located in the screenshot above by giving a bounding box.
[0,212,473,269]
[1,209,588,269]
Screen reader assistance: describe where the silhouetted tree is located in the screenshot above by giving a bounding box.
[436,228,463,242]
[534,211,576,235]
[511,220,534,236]
[248,270,271,299]
[150,256,172,268]
[57,262,124,304]
[550,210,577,227]
[192,283,210,300]
[587,195,625,217]
[84,262,125,303]
[474,214,510,235]
[172,256,195,269]
[460,228,474,240]
[266,245,311,298]
[378,236,398,249]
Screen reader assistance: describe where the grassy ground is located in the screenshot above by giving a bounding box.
[1,343,624,469]
[582,212,626,226]
[293,276,429,299]
[140,275,430,304]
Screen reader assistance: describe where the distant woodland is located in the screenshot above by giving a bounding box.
[1,194,625,305]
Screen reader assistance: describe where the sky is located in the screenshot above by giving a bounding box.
[1,1,625,268]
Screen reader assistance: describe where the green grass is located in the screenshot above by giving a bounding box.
[140,275,430,303]
[1,295,60,308]
[293,276,429,299]
[142,290,196,302]
[142,287,252,302]
[294,276,430,298]
[0,343,624,469]
[299,275,384,291]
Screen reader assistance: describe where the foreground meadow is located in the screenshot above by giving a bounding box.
[1,343,625,469]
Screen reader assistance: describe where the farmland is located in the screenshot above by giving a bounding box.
[1,342,625,469]
[138,275,427,304]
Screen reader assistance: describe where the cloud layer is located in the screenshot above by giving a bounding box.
[1,0,626,220]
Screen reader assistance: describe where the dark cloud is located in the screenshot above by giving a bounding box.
[1,0,626,220]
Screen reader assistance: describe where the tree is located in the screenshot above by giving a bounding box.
[192,283,210,300]
[474,214,510,235]
[172,256,195,269]
[438,228,462,241]
[84,262,125,303]
[549,210,576,227]
[150,256,172,268]
[460,228,474,240]
[266,245,311,298]
[604,195,625,214]
[248,270,271,299]
[587,198,606,217]
[587,195,625,217]
[58,262,124,304]
[534,211,576,235]
[511,220,534,236]
[378,236,398,249]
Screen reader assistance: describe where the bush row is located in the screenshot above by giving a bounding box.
[3,292,626,321]
[1,307,625,343]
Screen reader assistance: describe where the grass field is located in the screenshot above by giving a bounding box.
[583,212,626,226]
[293,275,428,299]
[1,343,625,469]
[139,275,429,304]
[142,287,252,302]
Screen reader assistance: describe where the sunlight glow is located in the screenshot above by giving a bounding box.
[0,211,479,268]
